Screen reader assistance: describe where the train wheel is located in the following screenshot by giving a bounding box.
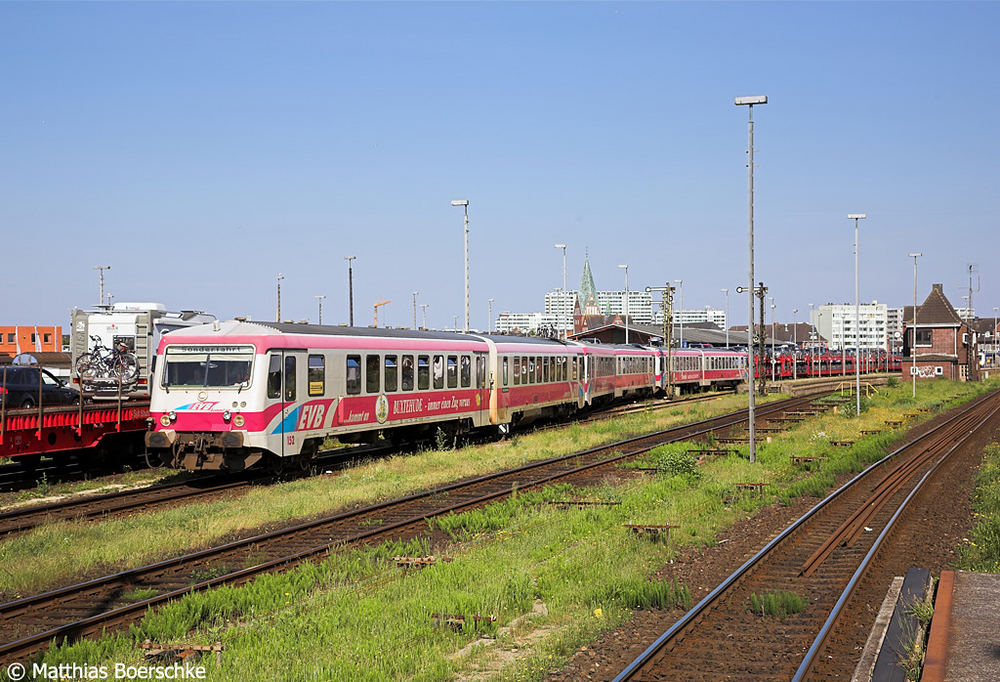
[266,457,285,476]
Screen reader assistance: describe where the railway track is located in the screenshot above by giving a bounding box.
[0,390,733,538]
[0,392,828,663]
[612,388,1000,681]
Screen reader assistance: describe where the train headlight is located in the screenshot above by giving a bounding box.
[168,410,177,422]
[233,414,245,427]
[159,414,171,427]
[223,410,232,422]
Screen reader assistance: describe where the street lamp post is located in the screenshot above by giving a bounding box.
[809,302,816,376]
[315,295,326,325]
[412,291,420,330]
[276,273,284,322]
[792,308,798,380]
[344,256,357,326]
[769,297,776,382]
[908,253,922,398]
[993,306,999,370]
[451,200,470,332]
[554,243,567,292]
[735,94,766,464]
[619,264,629,344]
[849,213,867,416]
[93,265,111,307]
[721,288,729,348]
[674,279,683,348]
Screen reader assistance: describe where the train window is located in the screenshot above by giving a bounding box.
[460,356,471,388]
[476,356,485,388]
[528,357,535,384]
[346,355,361,395]
[366,355,380,393]
[284,355,297,402]
[513,357,521,385]
[308,355,325,396]
[447,356,458,388]
[521,356,528,384]
[401,355,414,391]
[418,356,430,390]
[503,356,509,386]
[267,355,282,399]
[433,355,444,389]
[536,356,542,383]
[543,357,550,383]
[573,357,579,381]
[385,355,398,392]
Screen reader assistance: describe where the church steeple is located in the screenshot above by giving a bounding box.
[578,251,599,315]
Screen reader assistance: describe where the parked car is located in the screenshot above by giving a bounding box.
[0,366,80,408]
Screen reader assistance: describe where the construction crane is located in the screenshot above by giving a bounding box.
[373,299,391,327]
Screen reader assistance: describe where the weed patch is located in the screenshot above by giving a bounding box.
[749,590,806,619]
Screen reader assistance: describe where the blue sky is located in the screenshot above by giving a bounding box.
[2,1,998,330]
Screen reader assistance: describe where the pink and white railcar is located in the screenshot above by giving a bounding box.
[146,321,606,471]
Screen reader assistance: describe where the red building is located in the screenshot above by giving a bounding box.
[902,284,978,382]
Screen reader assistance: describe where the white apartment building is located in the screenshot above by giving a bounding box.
[811,302,888,351]
[495,311,560,335]
[656,306,727,328]
[595,290,654,325]
[543,290,579,333]
[544,289,654,331]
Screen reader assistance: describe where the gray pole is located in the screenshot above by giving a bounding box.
[675,279,684,348]
[988,304,1000,367]
[464,205,470,332]
[849,214,866,415]
[909,253,921,397]
[488,298,494,334]
[93,265,111,307]
[793,308,798,380]
[746,102,757,463]
[770,297,776,382]
[735,95,766,464]
[276,273,284,322]
[451,200,471,332]
[345,256,356,326]
[412,291,419,330]
[620,264,630,344]
[316,295,326,325]
[420,303,428,329]
[722,288,730,348]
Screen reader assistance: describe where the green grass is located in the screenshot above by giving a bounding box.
[749,590,806,619]
[20,379,1000,681]
[956,441,1000,573]
[0,391,774,596]
[0,467,191,511]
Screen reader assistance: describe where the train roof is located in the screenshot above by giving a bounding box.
[162,320,575,347]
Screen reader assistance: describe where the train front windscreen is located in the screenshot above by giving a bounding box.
[161,345,255,388]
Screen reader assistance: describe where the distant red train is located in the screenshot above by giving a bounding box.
[759,351,901,381]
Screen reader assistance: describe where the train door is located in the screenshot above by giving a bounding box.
[475,352,489,427]
[266,350,302,457]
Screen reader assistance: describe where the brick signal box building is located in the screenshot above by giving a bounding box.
[902,283,979,382]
